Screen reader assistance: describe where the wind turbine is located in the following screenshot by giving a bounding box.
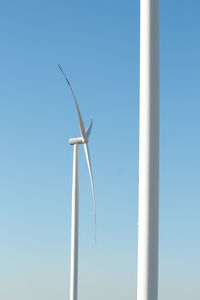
[58,65,95,300]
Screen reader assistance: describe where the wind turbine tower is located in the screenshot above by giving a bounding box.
[137,1,160,300]
[58,65,95,300]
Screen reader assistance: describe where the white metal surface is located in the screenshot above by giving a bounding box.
[70,144,79,300]
[137,1,160,300]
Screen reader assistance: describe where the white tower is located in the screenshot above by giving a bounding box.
[137,1,160,300]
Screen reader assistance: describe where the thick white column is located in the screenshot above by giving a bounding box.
[137,1,160,300]
[70,144,79,300]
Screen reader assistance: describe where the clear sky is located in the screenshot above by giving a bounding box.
[0,0,200,299]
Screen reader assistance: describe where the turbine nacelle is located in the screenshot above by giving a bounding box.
[69,137,88,145]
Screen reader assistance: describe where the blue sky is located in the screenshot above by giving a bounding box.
[0,0,200,299]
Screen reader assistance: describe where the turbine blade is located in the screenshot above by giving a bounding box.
[83,143,96,240]
[58,64,86,140]
[86,118,93,139]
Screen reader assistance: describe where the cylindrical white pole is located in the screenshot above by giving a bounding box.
[137,1,160,300]
[70,144,79,300]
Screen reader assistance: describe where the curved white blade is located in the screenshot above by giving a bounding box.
[58,65,86,140]
[83,143,96,240]
[86,118,93,139]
